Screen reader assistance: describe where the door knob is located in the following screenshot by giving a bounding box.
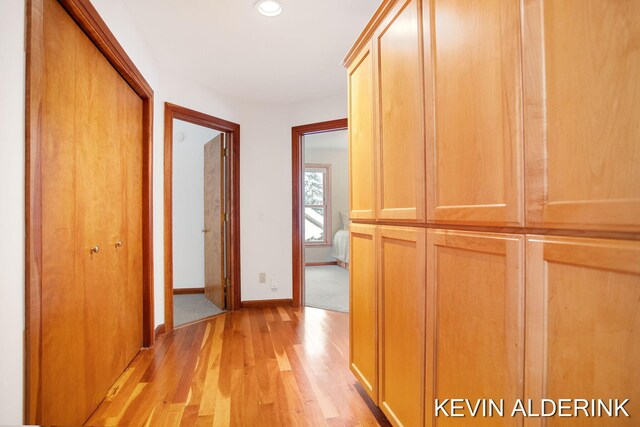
[91,246,100,254]
[115,241,123,248]
[202,229,209,233]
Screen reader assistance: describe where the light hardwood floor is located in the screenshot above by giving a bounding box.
[87,306,389,426]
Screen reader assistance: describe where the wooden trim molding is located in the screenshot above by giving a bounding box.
[25,0,154,423]
[154,324,166,340]
[164,102,242,334]
[292,119,348,308]
[173,287,205,295]
[240,299,293,309]
[342,0,396,68]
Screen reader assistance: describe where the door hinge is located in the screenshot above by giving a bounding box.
[222,147,227,157]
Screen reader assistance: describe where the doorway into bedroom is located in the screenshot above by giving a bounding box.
[302,129,350,313]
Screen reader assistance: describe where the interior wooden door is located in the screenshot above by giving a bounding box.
[348,40,376,220]
[525,236,640,425]
[40,0,144,424]
[425,0,523,226]
[204,134,224,308]
[523,0,640,231]
[378,226,426,426]
[349,224,378,403]
[425,230,524,425]
[375,0,426,222]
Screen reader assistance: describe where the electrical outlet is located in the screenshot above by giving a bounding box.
[271,276,278,290]
[259,272,266,283]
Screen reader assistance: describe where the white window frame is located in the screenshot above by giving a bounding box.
[304,163,332,246]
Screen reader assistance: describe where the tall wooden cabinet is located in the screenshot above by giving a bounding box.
[346,0,639,425]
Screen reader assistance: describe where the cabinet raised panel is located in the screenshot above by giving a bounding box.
[349,224,378,403]
[526,236,640,425]
[425,230,524,425]
[425,0,523,226]
[376,0,426,222]
[348,41,376,219]
[378,226,426,426]
[523,0,640,231]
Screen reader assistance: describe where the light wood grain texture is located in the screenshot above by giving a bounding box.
[87,307,391,426]
[39,0,144,424]
[350,224,378,403]
[26,0,154,421]
[525,236,640,426]
[523,0,640,231]
[204,135,224,309]
[425,229,524,425]
[349,40,377,220]
[378,226,426,426]
[425,0,523,226]
[375,0,426,222]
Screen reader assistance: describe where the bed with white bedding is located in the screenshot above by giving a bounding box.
[331,229,350,267]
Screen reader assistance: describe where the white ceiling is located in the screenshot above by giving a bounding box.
[122,0,380,104]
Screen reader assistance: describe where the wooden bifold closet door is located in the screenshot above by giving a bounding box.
[40,0,143,424]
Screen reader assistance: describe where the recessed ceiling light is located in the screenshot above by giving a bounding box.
[255,0,282,17]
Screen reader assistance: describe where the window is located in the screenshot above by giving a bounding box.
[304,164,331,245]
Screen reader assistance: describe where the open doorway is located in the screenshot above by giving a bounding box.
[171,120,227,326]
[292,119,349,311]
[164,103,241,333]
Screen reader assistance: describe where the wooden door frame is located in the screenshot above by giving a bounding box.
[25,0,155,423]
[163,102,241,332]
[292,118,348,307]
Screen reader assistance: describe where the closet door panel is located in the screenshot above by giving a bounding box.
[525,236,640,425]
[40,0,86,423]
[524,0,640,231]
[426,0,523,226]
[349,41,376,220]
[379,226,426,426]
[376,0,426,222]
[425,230,524,425]
[120,79,144,363]
[349,224,378,402]
[74,27,122,414]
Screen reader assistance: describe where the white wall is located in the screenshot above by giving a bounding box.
[0,0,347,421]
[0,1,26,423]
[304,131,349,263]
[172,120,220,289]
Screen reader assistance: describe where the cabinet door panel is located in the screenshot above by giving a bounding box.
[376,0,426,222]
[426,0,523,226]
[523,0,640,231]
[426,230,524,425]
[379,226,426,426]
[350,224,378,402]
[526,236,640,426]
[349,41,376,220]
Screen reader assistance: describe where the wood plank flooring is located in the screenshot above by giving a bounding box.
[86,306,390,426]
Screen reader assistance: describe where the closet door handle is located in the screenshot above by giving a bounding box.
[91,246,100,254]
[115,241,123,248]
[202,229,210,233]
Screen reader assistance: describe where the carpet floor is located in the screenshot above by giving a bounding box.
[173,294,224,327]
[305,265,349,313]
